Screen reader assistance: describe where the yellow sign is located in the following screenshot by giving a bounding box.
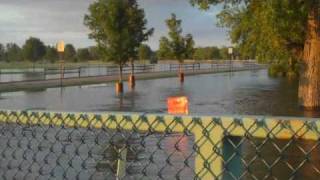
[57,41,65,53]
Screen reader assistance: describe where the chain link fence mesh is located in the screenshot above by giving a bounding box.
[0,110,319,180]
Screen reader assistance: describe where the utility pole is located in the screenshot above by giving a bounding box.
[228,47,233,72]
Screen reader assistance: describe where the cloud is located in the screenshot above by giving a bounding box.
[0,0,229,49]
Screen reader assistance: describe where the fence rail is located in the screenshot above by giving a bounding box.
[0,61,265,83]
[0,110,319,179]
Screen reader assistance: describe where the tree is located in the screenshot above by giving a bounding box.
[191,0,320,109]
[22,37,46,62]
[44,46,58,63]
[161,13,195,73]
[193,46,221,60]
[184,34,195,59]
[77,48,91,62]
[157,37,172,60]
[0,44,6,62]
[165,13,186,63]
[126,0,153,79]
[84,0,152,87]
[219,47,229,60]
[64,44,77,62]
[88,46,101,61]
[138,44,152,61]
[6,43,22,62]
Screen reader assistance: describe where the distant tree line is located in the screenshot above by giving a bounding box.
[193,46,231,60]
[156,45,239,61]
[0,37,101,63]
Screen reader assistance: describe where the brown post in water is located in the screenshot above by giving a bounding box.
[116,82,123,94]
[179,62,184,83]
[116,64,124,94]
[298,4,320,109]
[129,74,135,89]
[129,59,135,89]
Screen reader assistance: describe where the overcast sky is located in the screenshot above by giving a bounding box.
[0,0,230,50]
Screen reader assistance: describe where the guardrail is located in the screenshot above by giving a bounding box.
[0,110,318,179]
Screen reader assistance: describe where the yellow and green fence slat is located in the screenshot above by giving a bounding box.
[0,110,319,179]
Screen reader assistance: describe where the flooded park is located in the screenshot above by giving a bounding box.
[1,0,320,179]
[0,69,317,117]
[1,68,320,180]
[0,70,306,117]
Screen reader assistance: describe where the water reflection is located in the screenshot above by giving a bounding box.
[1,70,320,117]
[1,70,320,178]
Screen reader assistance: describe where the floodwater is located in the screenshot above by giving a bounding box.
[1,69,320,180]
[0,69,318,118]
[0,62,248,82]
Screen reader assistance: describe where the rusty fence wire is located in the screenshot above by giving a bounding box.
[0,110,320,180]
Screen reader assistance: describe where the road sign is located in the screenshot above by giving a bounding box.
[57,41,65,53]
[228,47,233,55]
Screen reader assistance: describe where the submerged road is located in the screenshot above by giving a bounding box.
[0,64,266,92]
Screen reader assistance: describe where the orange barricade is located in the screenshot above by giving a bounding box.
[167,96,189,115]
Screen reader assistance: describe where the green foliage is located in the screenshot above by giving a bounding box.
[44,46,58,63]
[157,37,173,60]
[84,0,152,66]
[219,47,230,60]
[88,46,101,61]
[126,0,153,61]
[138,44,152,60]
[268,58,300,78]
[184,34,195,59]
[6,43,22,62]
[77,48,91,62]
[84,0,129,66]
[22,37,46,62]
[64,44,77,62]
[190,0,311,75]
[0,44,6,62]
[160,14,195,62]
[193,46,221,60]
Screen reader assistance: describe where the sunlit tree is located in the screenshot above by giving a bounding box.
[160,13,195,80]
[191,0,320,109]
[138,44,152,62]
[84,0,152,90]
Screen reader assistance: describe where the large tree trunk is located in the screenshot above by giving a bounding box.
[298,5,320,109]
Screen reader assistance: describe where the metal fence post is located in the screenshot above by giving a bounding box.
[116,147,127,180]
[222,136,243,180]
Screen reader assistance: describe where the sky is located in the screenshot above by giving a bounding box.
[0,0,230,50]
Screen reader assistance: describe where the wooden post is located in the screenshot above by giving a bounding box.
[129,74,135,89]
[179,62,184,83]
[116,82,123,94]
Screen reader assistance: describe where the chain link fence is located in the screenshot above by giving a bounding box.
[0,110,319,180]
